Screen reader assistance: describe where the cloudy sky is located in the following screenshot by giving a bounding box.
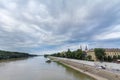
[0,0,120,54]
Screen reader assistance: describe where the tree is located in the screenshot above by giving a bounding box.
[56,53,61,57]
[87,55,92,60]
[118,55,120,59]
[0,50,34,60]
[107,56,113,62]
[104,56,108,62]
[113,55,117,61]
[66,49,72,58]
[60,52,65,58]
[74,49,82,59]
[94,48,106,61]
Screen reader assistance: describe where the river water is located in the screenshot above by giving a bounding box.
[0,56,95,80]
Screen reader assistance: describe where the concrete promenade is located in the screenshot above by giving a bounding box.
[49,57,120,80]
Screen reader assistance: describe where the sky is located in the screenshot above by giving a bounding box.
[0,0,120,54]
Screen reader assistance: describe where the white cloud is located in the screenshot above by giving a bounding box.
[0,0,120,54]
[95,32,120,40]
[94,25,120,40]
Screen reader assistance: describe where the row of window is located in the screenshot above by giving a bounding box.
[106,52,120,56]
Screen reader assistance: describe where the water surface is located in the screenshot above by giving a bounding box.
[0,56,95,80]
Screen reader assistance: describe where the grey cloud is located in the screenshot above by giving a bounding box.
[0,0,120,54]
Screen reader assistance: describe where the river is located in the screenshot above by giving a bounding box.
[0,56,95,80]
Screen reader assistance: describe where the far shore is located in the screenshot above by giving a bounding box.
[49,56,120,80]
[0,55,38,61]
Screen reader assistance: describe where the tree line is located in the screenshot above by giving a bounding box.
[45,49,93,61]
[0,50,36,60]
[45,48,120,62]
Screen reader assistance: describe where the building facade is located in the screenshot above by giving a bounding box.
[87,48,120,61]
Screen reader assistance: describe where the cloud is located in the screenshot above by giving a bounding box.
[94,25,120,40]
[0,0,120,54]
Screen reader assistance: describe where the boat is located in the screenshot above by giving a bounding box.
[46,59,51,63]
[101,66,106,69]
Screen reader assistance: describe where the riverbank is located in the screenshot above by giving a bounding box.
[0,50,37,60]
[49,57,120,80]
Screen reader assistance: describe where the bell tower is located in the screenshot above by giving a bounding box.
[85,45,88,52]
[80,45,82,51]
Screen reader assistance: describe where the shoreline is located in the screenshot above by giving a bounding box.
[49,56,120,80]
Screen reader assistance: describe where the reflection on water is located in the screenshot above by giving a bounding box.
[0,57,29,67]
[0,57,29,63]
[0,56,95,80]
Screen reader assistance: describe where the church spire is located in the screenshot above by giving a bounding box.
[85,45,88,51]
[80,45,82,50]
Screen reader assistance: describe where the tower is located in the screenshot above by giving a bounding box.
[85,45,88,52]
[80,45,82,51]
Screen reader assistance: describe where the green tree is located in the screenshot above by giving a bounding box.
[118,55,120,59]
[94,48,106,61]
[60,52,65,58]
[87,55,92,60]
[113,55,117,61]
[104,56,108,62]
[75,49,82,59]
[56,53,61,57]
[107,56,113,62]
[66,49,72,58]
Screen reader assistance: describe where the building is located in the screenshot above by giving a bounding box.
[105,48,120,57]
[87,49,97,61]
[87,48,120,61]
